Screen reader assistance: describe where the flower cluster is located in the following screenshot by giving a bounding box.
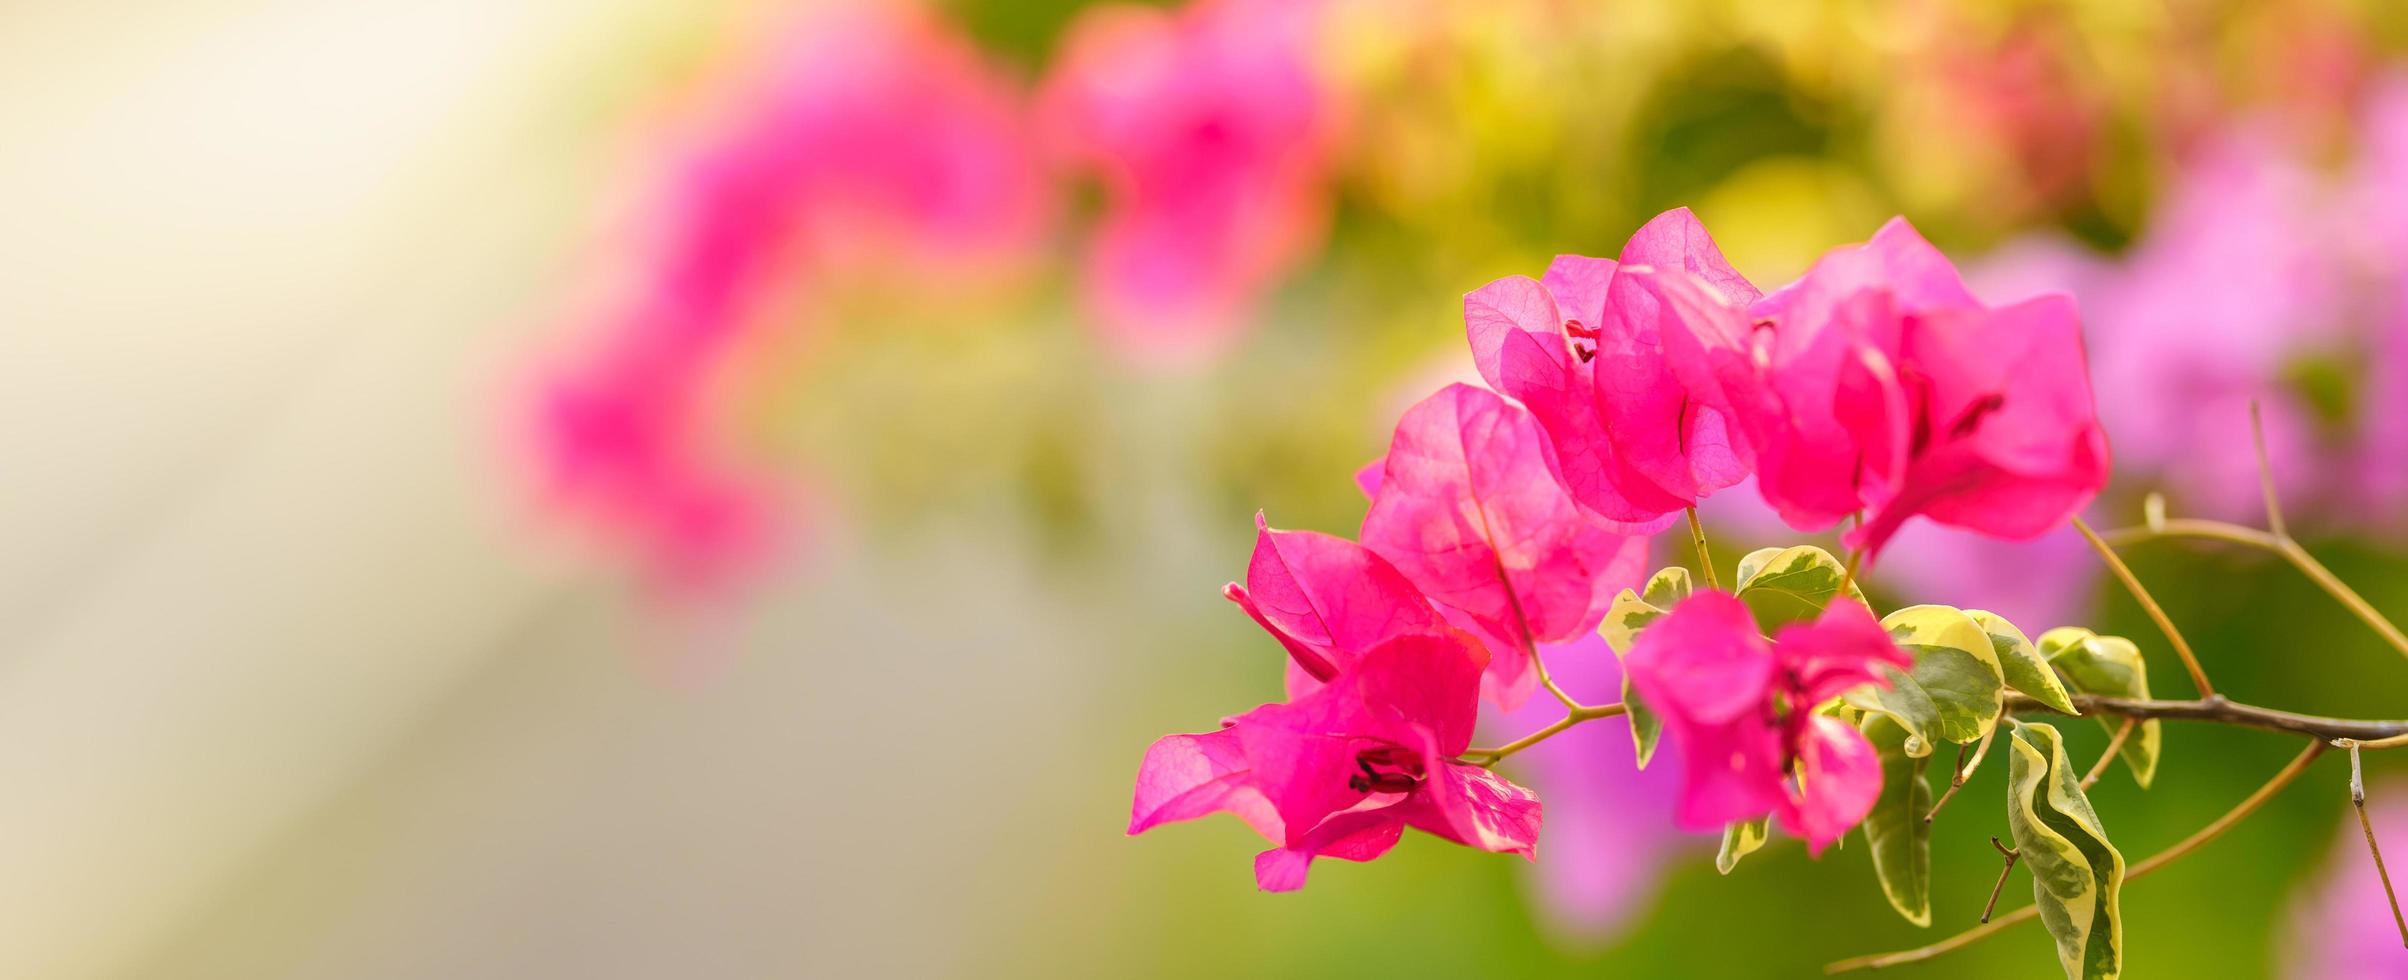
[1134,209,2110,887]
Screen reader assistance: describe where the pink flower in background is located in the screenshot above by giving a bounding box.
[1130,630,1541,891]
[1624,592,1906,851]
[1464,209,1759,530]
[1224,513,1445,698]
[1360,384,1650,707]
[527,3,1047,594]
[1494,630,1686,943]
[2347,72,2408,517]
[2282,781,2408,978]
[1040,0,1341,364]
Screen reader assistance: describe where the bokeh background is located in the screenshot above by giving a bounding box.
[6,0,2408,976]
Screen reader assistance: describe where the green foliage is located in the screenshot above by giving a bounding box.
[1861,713,1933,926]
[1967,609,2078,714]
[1732,544,1866,628]
[2039,628,2161,787]
[1599,566,1692,768]
[1846,605,2006,758]
[1717,816,1770,876]
[2003,721,2127,980]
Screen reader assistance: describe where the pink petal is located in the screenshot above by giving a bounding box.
[1777,714,1885,854]
[1347,630,1489,755]
[1624,591,1775,725]
[1465,277,1688,530]
[1774,600,1910,706]
[1129,726,1281,842]
[1252,809,1407,892]
[1412,758,1545,858]
[1226,513,1443,693]
[1360,385,1651,707]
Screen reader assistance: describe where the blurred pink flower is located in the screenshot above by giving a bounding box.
[526,3,1048,594]
[1491,630,1686,943]
[1040,0,1341,365]
[1360,384,1651,708]
[1130,630,1541,891]
[2282,781,2408,978]
[1624,592,1905,852]
[2347,72,2408,518]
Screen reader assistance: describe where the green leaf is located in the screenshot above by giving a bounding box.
[1716,816,1770,875]
[2003,720,2127,980]
[1732,544,1866,627]
[1598,566,1690,769]
[1844,605,2006,758]
[2038,628,2161,788]
[1966,609,2077,714]
[1861,714,1933,926]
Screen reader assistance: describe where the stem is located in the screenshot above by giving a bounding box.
[1925,711,2003,824]
[2007,692,2408,743]
[1828,740,2326,973]
[2250,401,2289,541]
[2098,518,2408,664]
[2071,515,2216,698]
[1462,702,1627,766]
[1980,837,2019,924]
[2080,717,2137,791]
[1686,506,1720,592]
[2346,741,2408,948]
[1530,645,1583,712]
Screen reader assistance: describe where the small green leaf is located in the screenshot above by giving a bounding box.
[1732,544,1866,627]
[1599,566,1690,769]
[1966,609,2077,714]
[2003,720,2126,980]
[1716,816,1770,875]
[1861,714,1933,926]
[2039,628,2161,788]
[1845,605,2006,757]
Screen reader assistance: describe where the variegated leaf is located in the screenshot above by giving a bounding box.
[1732,544,1867,628]
[1716,815,1770,875]
[1598,566,1690,768]
[2038,628,2160,788]
[1845,605,2006,758]
[1967,609,2077,714]
[2004,720,2126,980]
[1861,713,1932,926]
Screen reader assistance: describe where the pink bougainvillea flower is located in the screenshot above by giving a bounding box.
[1360,383,1649,708]
[527,3,1047,594]
[1493,621,1685,940]
[1130,629,1542,891]
[1629,217,2111,558]
[1224,513,1446,697]
[1039,0,1341,364]
[1464,208,1758,530]
[1624,591,1905,852]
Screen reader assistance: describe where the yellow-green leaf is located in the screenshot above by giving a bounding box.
[1716,816,1769,875]
[2004,721,2126,980]
[1862,714,1933,926]
[1732,544,1866,627]
[1599,566,1690,769]
[1844,605,2005,757]
[2039,628,2161,788]
[1967,609,2077,714]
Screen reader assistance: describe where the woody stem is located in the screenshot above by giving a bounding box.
[1462,702,1627,766]
[2071,515,2215,698]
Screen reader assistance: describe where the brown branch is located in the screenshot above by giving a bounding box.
[2072,515,2216,698]
[2007,693,2408,743]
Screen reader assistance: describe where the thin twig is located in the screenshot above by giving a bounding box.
[1925,712,2003,824]
[2343,740,2408,948]
[1828,740,2326,973]
[1530,647,1583,712]
[1461,702,1627,766]
[1686,506,1720,592]
[2097,518,2408,664]
[1980,837,2020,924]
[2071,515,2216,698]
[2250,401,2289,540]
[2007,692,2408,743]
[2080,717,2137,791]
